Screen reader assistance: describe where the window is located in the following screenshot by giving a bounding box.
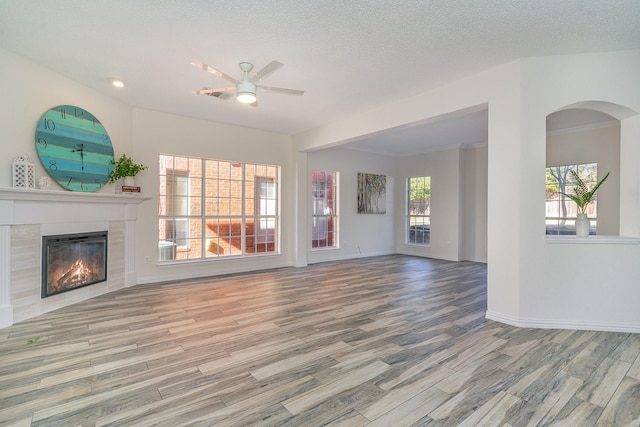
[159,154,280,261]
[546,163,599,235]
[311,170,338,249]
[407,176,431,245]
[165,171,189,248]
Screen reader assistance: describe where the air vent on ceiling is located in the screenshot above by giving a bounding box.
[205,91,233,100]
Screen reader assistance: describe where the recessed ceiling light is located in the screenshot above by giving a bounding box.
[111,79,125,88]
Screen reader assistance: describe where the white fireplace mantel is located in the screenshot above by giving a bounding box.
[0,186,146,208]
[0,187,147,226]
[0,187,149,329]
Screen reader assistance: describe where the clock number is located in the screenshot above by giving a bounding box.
[43,118,55,131]
[48,160,58,171]
[67,176,73,185]
[74,108,84,118]
[59,108,66,119]
[81,182,88,192]
[37,138,47,149]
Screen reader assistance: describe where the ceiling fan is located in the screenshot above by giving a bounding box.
[191,60,304,105]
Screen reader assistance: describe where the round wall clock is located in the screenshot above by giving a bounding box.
[35,105,114,192]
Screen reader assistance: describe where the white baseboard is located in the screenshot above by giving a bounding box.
[125,272,138,287]
[307,250,394,265]
[136,260,293,285]
[0,304,13,328]
[486,310,640,333]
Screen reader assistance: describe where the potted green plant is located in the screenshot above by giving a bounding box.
[561,169,610,237]
[108,154,147,186]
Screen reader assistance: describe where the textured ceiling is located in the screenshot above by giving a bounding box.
[1,0,638,153]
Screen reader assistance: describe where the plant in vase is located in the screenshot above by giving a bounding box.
[108,154,147,187]
[561,169,610,237]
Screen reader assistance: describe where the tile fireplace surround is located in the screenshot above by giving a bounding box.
[0,187,147,328]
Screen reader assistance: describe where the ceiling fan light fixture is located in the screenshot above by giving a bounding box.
[236,81,256,104]
[192,60,302,105]
[237,92,256,104]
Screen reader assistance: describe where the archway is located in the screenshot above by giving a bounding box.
[546,101,639,237]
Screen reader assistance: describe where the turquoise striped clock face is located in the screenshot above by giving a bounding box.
[35,105,114,192]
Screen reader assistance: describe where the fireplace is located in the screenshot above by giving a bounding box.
[41,231,108,298]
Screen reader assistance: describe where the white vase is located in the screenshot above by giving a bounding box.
[575,213,590,237]
[123,176,135,187]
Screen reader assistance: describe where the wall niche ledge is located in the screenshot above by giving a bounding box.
[545,235,640,245]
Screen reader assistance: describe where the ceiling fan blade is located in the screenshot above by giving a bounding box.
[192,87,236,95]
[191,61,239,84]
[258,85,304,96]
[252,60,283,82]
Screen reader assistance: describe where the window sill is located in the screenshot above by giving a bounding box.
[545,235,640,245]
[311,247,339,252]
[157,252,281,266]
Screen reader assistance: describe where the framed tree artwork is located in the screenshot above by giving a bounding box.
[357,172,386,214]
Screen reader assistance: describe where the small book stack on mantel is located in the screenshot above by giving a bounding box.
[116,185,142,195]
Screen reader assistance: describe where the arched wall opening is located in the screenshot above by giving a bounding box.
[545,108,620,235]
[545,101,639,238]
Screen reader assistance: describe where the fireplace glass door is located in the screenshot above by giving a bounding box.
[42,231,108,298]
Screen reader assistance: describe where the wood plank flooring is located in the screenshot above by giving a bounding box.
[1,255,639,426]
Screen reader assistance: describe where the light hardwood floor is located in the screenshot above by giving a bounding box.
[1,255,639,426]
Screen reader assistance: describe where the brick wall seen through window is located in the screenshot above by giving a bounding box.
[159,154,280,261]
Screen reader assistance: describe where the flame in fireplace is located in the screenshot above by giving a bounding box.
[56,259,97,289]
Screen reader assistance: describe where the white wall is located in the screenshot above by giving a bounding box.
[306,146,396,263]
[0,47,136,326]
[0,46,296,289]
[463,144,488,263]
[546,121,621,235]
[295,50,640,333]
[295,60,522,320]
[620,114,640,236]
[395,146,463,261]
[0,47,133,188]
[516,51,640,331]
[132,109,295,284]
[305,143,488,265]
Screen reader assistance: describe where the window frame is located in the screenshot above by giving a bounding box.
[407,176,431,246]
[164,170,190,249]
[158,154,281,261]
[311,170,338,250]
[545,162,599,236]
